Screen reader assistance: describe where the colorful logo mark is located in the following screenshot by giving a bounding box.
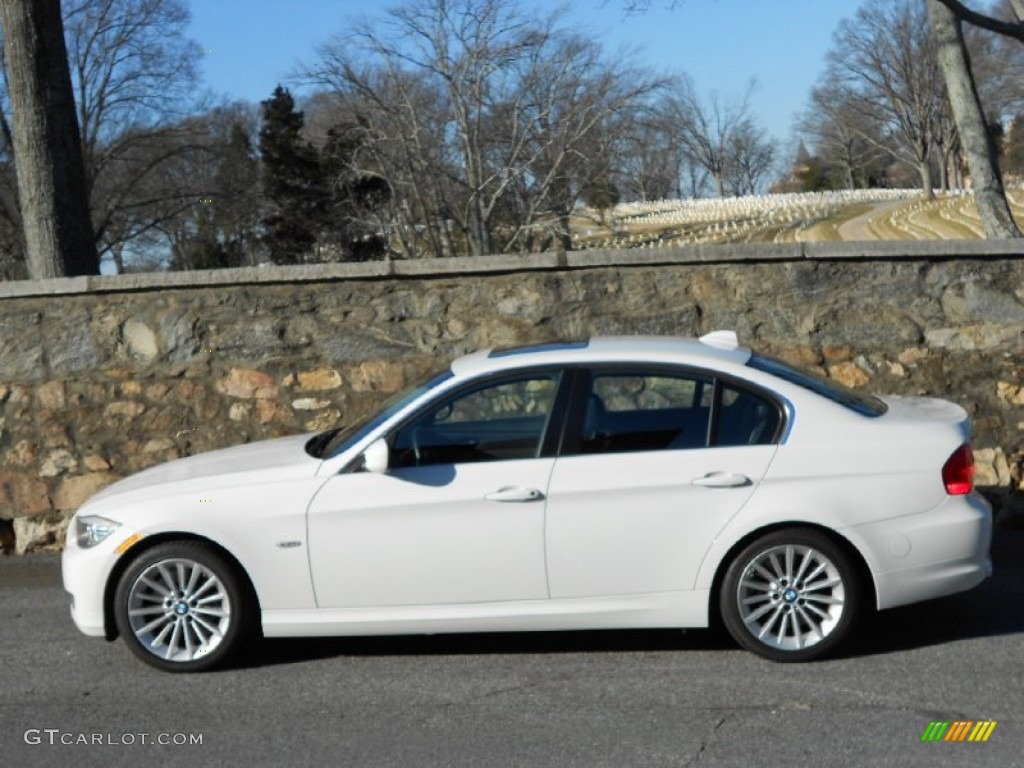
[921,721,997,742]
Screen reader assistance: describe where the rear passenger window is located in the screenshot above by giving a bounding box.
[581,373,711,454]
[715,385,779,447]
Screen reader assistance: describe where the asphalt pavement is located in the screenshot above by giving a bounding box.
[2,527,1022,768]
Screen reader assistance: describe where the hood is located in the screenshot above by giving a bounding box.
[86,433,322,507]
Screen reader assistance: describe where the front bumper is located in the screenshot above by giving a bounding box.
[844,491,992,611]
[61,524,142,638]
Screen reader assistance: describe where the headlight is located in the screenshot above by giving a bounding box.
[75,515,121,549]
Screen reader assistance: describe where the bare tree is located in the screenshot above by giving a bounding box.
[826,0,945,198]
[305,0,662,257]
[724,120,776,196]
[346,0,555,256]
[305,69,464,259]
[801,83,890,190]
[614,105,684,201]
[100,104,260,272]
[0,0,97,277]
[0,0,206,272]
[668,77,764,198]
[62,0,206,258]
[500,34,664,250]
[308,0,538,255]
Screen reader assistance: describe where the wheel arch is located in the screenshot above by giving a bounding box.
[102,532,261,641]
[707,521,877,628]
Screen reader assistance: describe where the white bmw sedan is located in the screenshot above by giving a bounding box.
[62,332,992,671]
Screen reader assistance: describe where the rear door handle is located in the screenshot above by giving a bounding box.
[484,486,545,502]
[691,473,751,488]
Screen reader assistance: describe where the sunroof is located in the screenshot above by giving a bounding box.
[488,340,589,358]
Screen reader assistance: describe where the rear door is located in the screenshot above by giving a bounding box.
[544,368,780,599]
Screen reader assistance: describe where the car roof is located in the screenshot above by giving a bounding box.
[449,331,752,377]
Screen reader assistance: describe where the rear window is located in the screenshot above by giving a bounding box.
[747,353,888,417]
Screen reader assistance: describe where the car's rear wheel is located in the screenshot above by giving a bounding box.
[720,529,862,662]
[114,541,253,672]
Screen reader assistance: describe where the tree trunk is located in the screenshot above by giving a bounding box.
[919,159,934,200]
[927,0,1021,237]
[0,0,98,277]
[556,210,572,252]
[937,151,950,191]
[466,198,490,256]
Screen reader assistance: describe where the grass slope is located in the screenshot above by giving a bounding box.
[574,190,1024,248]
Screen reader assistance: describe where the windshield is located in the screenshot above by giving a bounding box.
[305,368,454,459]
[747,353,888,418]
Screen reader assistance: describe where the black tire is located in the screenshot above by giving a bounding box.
[113,541,254,672]
[719,528,863,662]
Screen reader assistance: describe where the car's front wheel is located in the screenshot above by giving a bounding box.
[720,529,863,662]
[114,541,253,672]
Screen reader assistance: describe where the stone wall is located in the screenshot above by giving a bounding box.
[2,241,1023,553]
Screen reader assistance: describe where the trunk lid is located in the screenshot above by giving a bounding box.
[877,395,971,441]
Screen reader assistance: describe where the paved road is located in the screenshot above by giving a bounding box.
[836,200,906,241]
[2,528,1022,768]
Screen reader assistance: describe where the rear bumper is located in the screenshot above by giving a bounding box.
[843,492,992,611]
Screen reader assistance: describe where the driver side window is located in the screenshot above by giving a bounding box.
[390,375,559,468]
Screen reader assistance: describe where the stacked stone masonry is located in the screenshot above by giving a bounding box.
[1,243,1023,553]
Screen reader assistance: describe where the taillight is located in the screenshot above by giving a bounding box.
[942,444,974,495]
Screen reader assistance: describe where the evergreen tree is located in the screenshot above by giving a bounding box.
[171,206,230,270]
[581,178,620,225]
[798,157,832,192]
[258,86,327,264]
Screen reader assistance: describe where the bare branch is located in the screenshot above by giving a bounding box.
[930,0,1024,40]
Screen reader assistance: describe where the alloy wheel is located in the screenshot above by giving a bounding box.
[735,543,846,652]
[125,557,233,663]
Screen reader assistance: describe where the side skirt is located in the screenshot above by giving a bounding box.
[261,590,710,638]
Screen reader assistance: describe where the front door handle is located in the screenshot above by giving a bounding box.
[691,472,751,488]
[484,486,545,502]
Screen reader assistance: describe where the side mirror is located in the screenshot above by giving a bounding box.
[362,438,390,474]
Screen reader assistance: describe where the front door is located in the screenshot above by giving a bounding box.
[307,372,564,609]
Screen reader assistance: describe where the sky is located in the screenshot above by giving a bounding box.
[187,0,867,147]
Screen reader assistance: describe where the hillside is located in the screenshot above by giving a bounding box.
[573,188,1024,248]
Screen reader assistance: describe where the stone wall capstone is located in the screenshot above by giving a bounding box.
[2,242,1023,553]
